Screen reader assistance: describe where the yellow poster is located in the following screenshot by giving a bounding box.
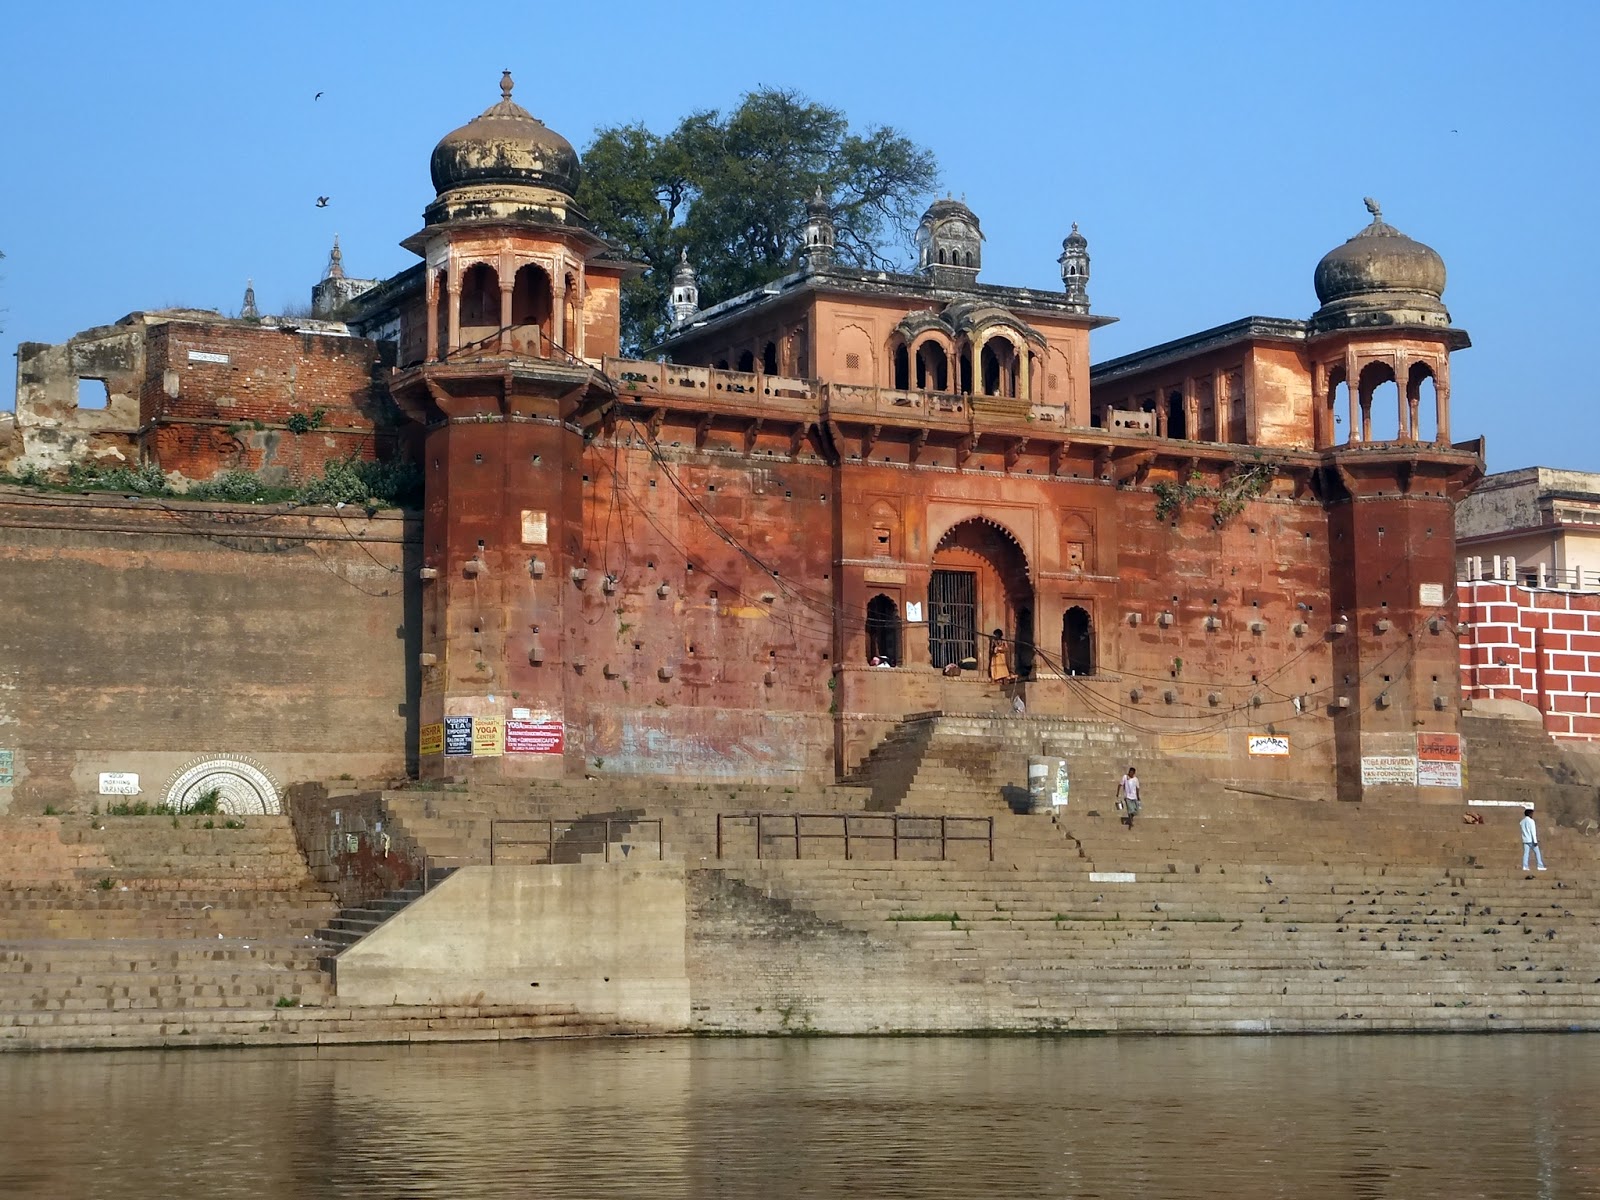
[419,722,444,756]
[472,716,504,757]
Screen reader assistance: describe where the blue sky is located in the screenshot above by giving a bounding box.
[2,0,1595,473]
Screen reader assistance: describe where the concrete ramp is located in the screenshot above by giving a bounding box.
[334,863,691,1031]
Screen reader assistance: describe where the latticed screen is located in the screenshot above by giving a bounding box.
[929,569,977,668]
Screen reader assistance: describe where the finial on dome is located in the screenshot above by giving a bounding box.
[326,235,345,281]
[241,279,258,320]
[500,70,514,101]
[1363,196,1382,221]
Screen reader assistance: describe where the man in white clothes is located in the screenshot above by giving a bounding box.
[1520,807,1546,872]
[1117,767,1142,829]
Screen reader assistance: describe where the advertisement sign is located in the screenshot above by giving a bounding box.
[443,715,474,756]
[1418,759,1463,788]
[1248,735,1290,757]
[506,718,565,755]
[1052,760,1070,807]
[418,723,444,756]
[472,717,505,757]
[98,772,141,796]
[0,750,12,787]
[1361,755,1418,786]
[1417,733,1462,762]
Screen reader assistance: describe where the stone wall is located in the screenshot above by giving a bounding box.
[0,488,420,813]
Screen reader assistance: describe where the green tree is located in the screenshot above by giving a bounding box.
[578,89,938,354]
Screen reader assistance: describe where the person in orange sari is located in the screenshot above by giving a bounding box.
[987,628,1013,684]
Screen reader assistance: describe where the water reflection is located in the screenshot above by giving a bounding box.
[1,1036,1597,1198]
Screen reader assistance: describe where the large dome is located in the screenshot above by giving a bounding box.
[1311,200,1449,330]
[429,71,581,198]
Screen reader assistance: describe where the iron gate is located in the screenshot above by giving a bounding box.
[929,569,977,668]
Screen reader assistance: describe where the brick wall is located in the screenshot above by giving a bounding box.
[0,489,421,812]
[1460,580,1600,739]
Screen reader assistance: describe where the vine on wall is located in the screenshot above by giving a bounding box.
[1152,460,1276,526]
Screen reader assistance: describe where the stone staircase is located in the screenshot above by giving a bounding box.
[718,799,1600,1032]
[1462,712,1600,821]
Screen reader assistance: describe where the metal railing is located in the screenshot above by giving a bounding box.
[488,818,664,865]
[715,812,993,862]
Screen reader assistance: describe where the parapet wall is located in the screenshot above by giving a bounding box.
[1460,579,1600,740]
[0,488,420,813]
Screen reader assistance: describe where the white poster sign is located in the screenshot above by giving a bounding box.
[1419,583,1446,607]
[1361,755,1418,786]
[98,772,141,796]
[1248,735,1290,757]
[1418,759,1463,788]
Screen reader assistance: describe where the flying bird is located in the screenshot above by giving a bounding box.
[316,196,330,208]
[315,91,324,101]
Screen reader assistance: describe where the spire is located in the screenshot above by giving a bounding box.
[1057,222,1091,314]
[325,235,345,280]
[669,248,700,326]
[500,69,514,102]
[241,278,259,320]
[802,187,836,269]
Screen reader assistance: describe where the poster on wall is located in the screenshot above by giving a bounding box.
[1417,733,1462,762]
[1361,755,1418,786]
[1418,759,1463,788]
[1248,735,1290,757]
[418,723,444,756]
[506,718,565,754]
[472,717,504,757]
[0,750,12,786]
[98,773,140,796]
[443,716,474,756]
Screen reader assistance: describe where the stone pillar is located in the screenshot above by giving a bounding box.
[1344,348,1360,443]
[499,283,514,352]
[554,272,567,352]
[425,272,440,364]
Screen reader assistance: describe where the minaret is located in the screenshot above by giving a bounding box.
[1058,223,1090,314]
[669,249,700,326]
[326,234,346,280]
[240,279,259,320]
[802,187,835,269]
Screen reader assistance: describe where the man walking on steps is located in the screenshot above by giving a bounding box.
[1520,807,1546,872]
[1117,767,1142,829]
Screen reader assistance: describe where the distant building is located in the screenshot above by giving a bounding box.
[1457,468,1600,590]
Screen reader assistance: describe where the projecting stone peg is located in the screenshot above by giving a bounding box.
[570,657,586,673]
[1157,611,1174,628]
[763,670,776,686]
[1330,620,1349,635]
[658,665,674,681]
[528,642,545,665]
[657,583,672,598]
[1376,692,1391,708]
[1163,689,1177,704]
[418,566,439,581]
[1203,615,1221,632]
[1208,691,1222,706]
[1291,621,1307,636]
[1334,696,1351,709]
[570,567,589,584]
[1129,687,1144,702]
[1456,622,1469,636]
[1375,618,1392,633]
[1428,618,1443,634]
[1434,695,1447,710]
[464,557,485,577]
[603,663,620,679]
[418,652,438,667]
[1127,612,1142,626]
[1250,693,1264,708]
[529,557,546,578]
[1250,620,1266,635]
[602,575,618,594]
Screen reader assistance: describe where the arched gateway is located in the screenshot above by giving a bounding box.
[928,518,1034,674]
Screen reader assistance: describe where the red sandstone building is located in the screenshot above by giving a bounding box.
[6,78,1486,802]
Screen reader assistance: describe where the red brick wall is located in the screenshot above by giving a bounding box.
[1460,581,1600,739]
[140,320,395,483]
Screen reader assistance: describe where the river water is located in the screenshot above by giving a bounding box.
[2,1035,1597,1198]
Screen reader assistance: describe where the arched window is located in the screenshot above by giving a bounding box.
[957,341,974,395]
[1408,362,1439,443]
[762,341,779,375]
[1166,390,1187,440]
[737,349,756,373]
[1359,361,1400,442]
[458,262,500,350]
[1325,364,1348,447]
[511,264,553,356]
[891,340,910,390]
[1063,606,1094,676]
[865,595,901,666]
[915,341,949,391]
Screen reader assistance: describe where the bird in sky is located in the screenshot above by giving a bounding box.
[316,196,330,208]
[315,91,324,101]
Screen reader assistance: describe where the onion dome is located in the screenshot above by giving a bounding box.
[1312,199,1449,330]
[429,71,581,198]
[916,197,983,280]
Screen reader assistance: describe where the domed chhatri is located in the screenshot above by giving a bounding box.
[430,70,581,198]
[1312,198,1449,331]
